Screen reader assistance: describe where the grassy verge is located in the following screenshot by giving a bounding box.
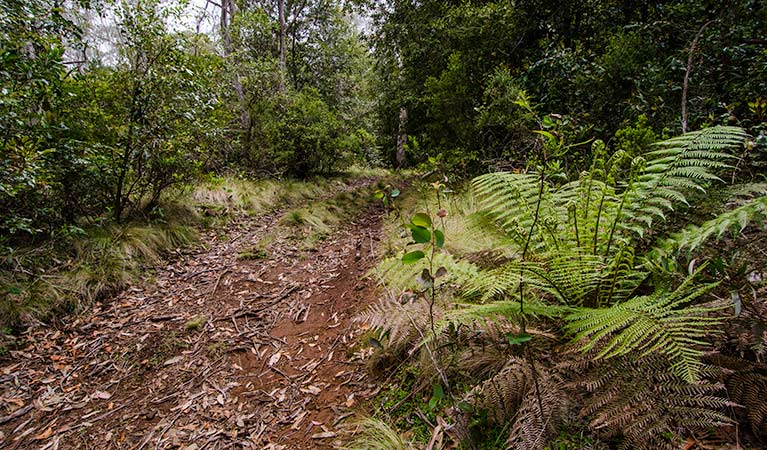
[277,177,394,249]
[0,168,387,335]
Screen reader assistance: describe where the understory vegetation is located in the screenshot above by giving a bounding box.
[2,0,767,447]
[363,124,767,449]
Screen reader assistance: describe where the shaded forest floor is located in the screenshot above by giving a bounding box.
[0,178,389,449]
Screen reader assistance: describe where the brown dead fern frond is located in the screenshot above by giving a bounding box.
[570,354,733,450]
[452,357,569,450]
[707,354,767,439]
[730,371,767,437]
[453,318,559,380]
[506,371,570,450]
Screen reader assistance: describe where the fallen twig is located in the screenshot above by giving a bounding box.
[0,404,33,426]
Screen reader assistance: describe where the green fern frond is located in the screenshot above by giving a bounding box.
[472,172,558,248]
[445,250,620,306]
[566,280,725,382]
[622,126,747,235]
[657,194,767,254]
[440,300,568,334]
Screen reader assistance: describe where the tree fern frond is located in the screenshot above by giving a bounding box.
[472,172,559,248]
[656,194,767,254]
[440,300,568,334]
[453,358,569,450]
[452,250,617,306]
[707,354,767,437]
[566,280,725,382]
[596,245,645,306]
[453,319,558,379]
[506,373,569,450]
[622,126,748,235]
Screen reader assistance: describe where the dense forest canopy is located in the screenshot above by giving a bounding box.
[1,0,767,448]
[370,0,766,171]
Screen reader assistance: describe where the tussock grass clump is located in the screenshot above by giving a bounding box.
[1,222,197,332]
[340,417,415,450]
[278,182,385,248]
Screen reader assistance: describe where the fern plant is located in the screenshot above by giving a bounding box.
[366,126,752,449]
[451,357,569,450]
[461,126,747,378]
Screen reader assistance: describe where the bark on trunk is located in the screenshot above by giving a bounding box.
[278,0,287,90]
[396,107,408,168]
[220,0,252,145]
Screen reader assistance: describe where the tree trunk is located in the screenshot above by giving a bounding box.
[278,0,287,90]
[220,0,252,148]
[396,107,408,168]
[681,20,714,133]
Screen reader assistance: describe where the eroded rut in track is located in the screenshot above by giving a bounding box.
[0,181,387,449]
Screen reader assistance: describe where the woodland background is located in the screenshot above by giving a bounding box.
[2,0,767,448]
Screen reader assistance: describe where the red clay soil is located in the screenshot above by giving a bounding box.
[0,183,387,449]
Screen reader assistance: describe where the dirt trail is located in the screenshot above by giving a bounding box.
[0,180,386,449]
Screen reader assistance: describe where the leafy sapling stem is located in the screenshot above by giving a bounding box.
[401,210,452,398]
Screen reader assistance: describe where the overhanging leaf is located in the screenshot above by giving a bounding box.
[402,250,425,264]
[411,226,431,244]
[411,213,432,228]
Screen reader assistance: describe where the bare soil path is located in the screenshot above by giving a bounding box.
[0,179,387,449]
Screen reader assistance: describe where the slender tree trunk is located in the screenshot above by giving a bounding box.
[277,0,287,90]
[220,0,252,149]
[396,107,408,168]
[681,20,714,133]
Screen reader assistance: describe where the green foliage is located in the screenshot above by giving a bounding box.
[369,125,755,448]
[369,0,766,171]
[66,1,218,221]
[614,115,658,156]
[0,0,230,237]
[231,2,377,176]
[0,0,76,235]
[566,278,724,382]
[267,88,350,176]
